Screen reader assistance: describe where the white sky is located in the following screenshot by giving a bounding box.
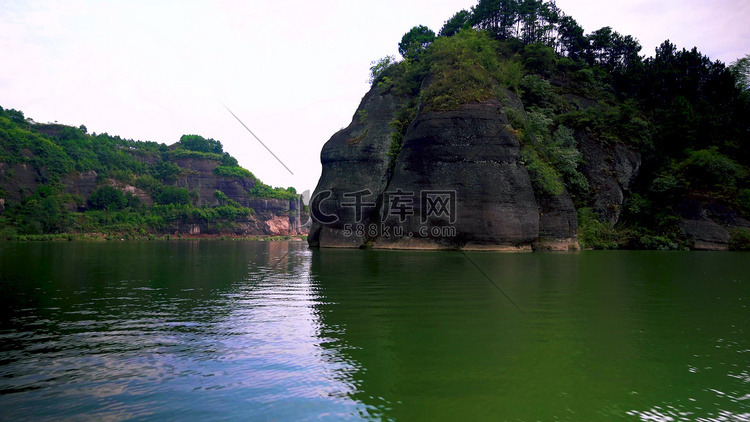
[1,0,748,194]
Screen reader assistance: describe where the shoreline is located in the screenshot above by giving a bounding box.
[0,232,309,242]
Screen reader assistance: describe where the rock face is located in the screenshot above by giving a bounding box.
[173,158,256,207]
[0,162,39,202]
[679,219,731,251]
[677,199,750,251]
[308,88,401,247]
[0,149,305,236]
[534,188,579,251]
[578,134,641,226]
[375,100,539,250]
[308,87,579,250]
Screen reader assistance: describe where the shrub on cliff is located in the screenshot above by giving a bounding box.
[213,166,256,180]
[577,207,619,249]
[154,186,191,206]
[728,228,750,251]
[178,135,223,154]
[88,186,127,211]
[421,29,502,111]
[677,148,746,189]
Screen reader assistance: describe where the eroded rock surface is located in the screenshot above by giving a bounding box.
[579,135,641,226]
[374,100,539,250]
[309,87,581,250]
[308,88,401,247]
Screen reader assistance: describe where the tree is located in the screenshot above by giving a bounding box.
[153,161,183,182]
[470,0,519,40]
[178,135,223,154]
[439,10,471,37]
[730,54,750,92]
[89,185,127,210]
[586,27,642,72]
[398,25,436,60]
[557,15,586,59]
[369,55,397,84]
[155,186,191,205]
[523,43,558,76]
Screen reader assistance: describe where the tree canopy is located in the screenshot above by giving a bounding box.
[398,25,436,59]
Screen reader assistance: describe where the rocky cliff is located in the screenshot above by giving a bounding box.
[309,84,585,250]
[0,116,306,237]
[307,19,750,251]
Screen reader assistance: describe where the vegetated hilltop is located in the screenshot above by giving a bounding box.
[0,108,307,240]
[309,0,750,251]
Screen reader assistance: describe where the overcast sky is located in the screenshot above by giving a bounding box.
[1,0,748,194]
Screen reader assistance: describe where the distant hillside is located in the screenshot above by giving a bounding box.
[0,107,306,239]
[309,0,750,251]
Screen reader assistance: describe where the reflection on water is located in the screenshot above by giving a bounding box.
[309,250,750,421]
[0,241,371,420]
[0,243,749,421]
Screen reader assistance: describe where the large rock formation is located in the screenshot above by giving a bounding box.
[375,99,540,250]
[308,86,580,250]
[677,198,750,251]
[308,88,401,247]
[0,148,305,236]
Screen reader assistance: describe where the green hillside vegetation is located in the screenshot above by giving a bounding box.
[0,108,297,239]
[370,0,750,250]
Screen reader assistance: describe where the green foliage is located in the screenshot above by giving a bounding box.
[213,165,256,180]
[387,99,418,169]
[728,228,750,251]
[88,185,127,211]
[677,147,746,188]
[374,56,430,98]
[221,152,239,167]
[177,134,223,154]
[214,190,241,207]
[729,54,750,92]
[154,186,191,206]
[422,29,502,111]
[0,106,290,237]
[636,233,681,251]
[168,149,224,161]
[523,43,558,76]
[497,59,524,91]
[577,207,619,249]
[549,125,589,194]
[398,25,436,60]
[505,108,526,131]
[247,183,298,200]
[521,143,563,196]
[4,187,74,234]
[518,110,587,196]
[369,55,397,85]
[738,189,750,217]
[557,102,652,147]
[439,10,471,37]
[357,109,369,124]
[134,175,163,196]
[214,190,229,203]
[519,75,557,110]
[153,161,183,182]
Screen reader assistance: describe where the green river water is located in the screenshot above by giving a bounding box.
[0,241,748,421]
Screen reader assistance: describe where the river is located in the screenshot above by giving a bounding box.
[0,241,748,420]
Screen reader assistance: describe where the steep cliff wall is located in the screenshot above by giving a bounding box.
[309,85,581,250]
[0,146,304,237]
[308,88,402,247]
